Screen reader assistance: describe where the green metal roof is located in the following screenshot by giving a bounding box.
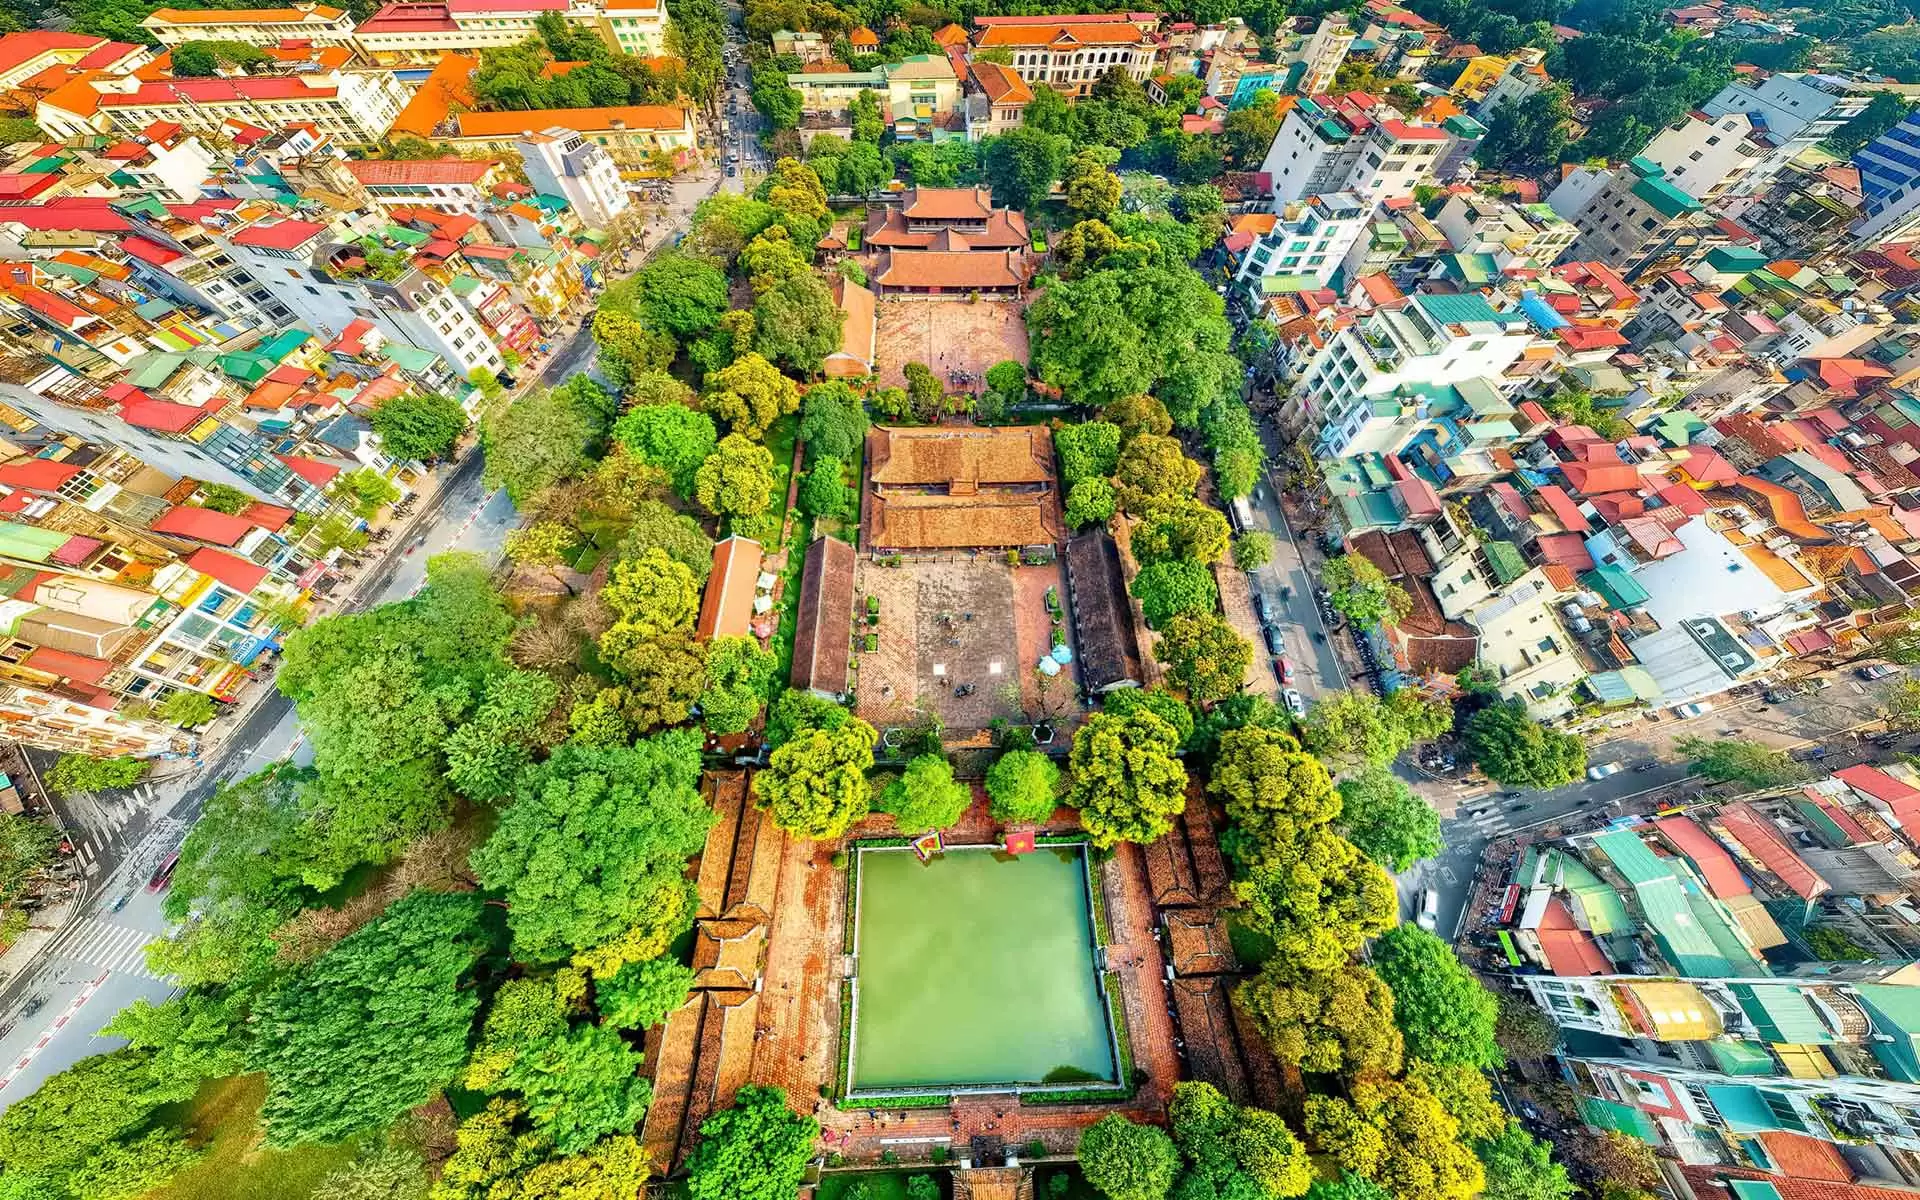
[1483,539,1526,584]
[1631,174,1704,219]
[1582,565,1649,609]
[0,522,75,563]
[1703,1085,1782,1133]
[1855,984,1920,1083]
[1730,983,1835,1043]
[1707,1039,1777,1076]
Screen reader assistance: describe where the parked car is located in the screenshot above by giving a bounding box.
[1587,761,1624,780]
[1859,663,1899,681]
[1283,689,1307,719]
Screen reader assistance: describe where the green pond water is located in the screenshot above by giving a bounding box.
[851,845,1115,1091]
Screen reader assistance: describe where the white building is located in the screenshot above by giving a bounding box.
[1698,71,1870,200]
[354,0,665,65]
[1294,15,1354,97]
[1235,191,1368,290]
[222,218,506,377]
[142,4,359,47]
[1636,112,1768,204]
[516,127,631,227]
[37,69,409,146]
[1259,95,1454,206]
[1297,292,1533,457]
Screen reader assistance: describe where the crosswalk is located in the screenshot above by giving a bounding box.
[39,917,168,982]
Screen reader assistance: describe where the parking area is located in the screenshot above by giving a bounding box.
[871,298,1030,393]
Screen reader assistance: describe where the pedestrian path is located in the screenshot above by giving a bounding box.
[38,917,167,982]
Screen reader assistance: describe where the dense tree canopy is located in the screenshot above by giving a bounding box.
[472,733,711,964]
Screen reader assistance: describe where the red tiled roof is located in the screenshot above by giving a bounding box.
[695,535,761,641]
[186,546,267,593]
[230,219,326,250]
[151,504,254,546]
[276,454,341,486]
[1712,802,1829,901]
[22,645,111,685]
[119,398,205,433]
[1653,815,1748,898]
[0,459,82,490]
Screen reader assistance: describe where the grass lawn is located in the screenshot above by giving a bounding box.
[146,1075,361,1200]
[817,1169,947,1200]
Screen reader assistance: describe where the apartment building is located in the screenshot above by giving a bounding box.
[354,0,664,65]
[1854,111,1920,243]
[1297,292,1532,458]
[971,16,1157,100]
[221,217,506,377]
[37,69,409,147]
[516,128,631,227]
[1258,93,1457,206]
[342,157,509,215]
[1562,157,1707,276]
[141,5,359,48]
[1233,191,1369,290]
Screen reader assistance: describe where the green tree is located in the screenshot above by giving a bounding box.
[1028,268,1238,421]
[1231,531,1273,572]
[1236,960,1403,1076]
[1234,827,1397,971]
[1335,766,1442,872]
[879,753,972,833]
[985,749,1062,823]
[1463,701,1586,788]
[1066,478,1117,530]
[1130,560,1217,627]
[754,711,877,838]
[1372,925,1502,1070]
[1063,148,1124,221]
[694,434,777,521]
[443,669,560,803]
[1305,1078,1484,1200]
[700,636,776,734]
[483,384,600,505]
[1067,708,1188,849]
[1209,727,1341,865]
[1055,420,1122,486]
[1477,1124,1575,1200]
[982,126,1072,211]
[613,402,719,498]
[618,500,713,580]
[599,956,696,1030]
[1154,612,1253,704]
[472,733,712,963]
[798,380,869,461]
[686,1086,819,1200]
[1677,736,1808,788]
[704,352,800,440]
[1078,1114,1178,1200]
[1114,434,1203,512]
[67,1129,202,1200]
[371,392,468,462]
[46,754,146,795]
[250,891,489,1146]
[1302,689,1453,768]
[1322,554,1412,629]
[635,253,730,339]
[799,456,852,518]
